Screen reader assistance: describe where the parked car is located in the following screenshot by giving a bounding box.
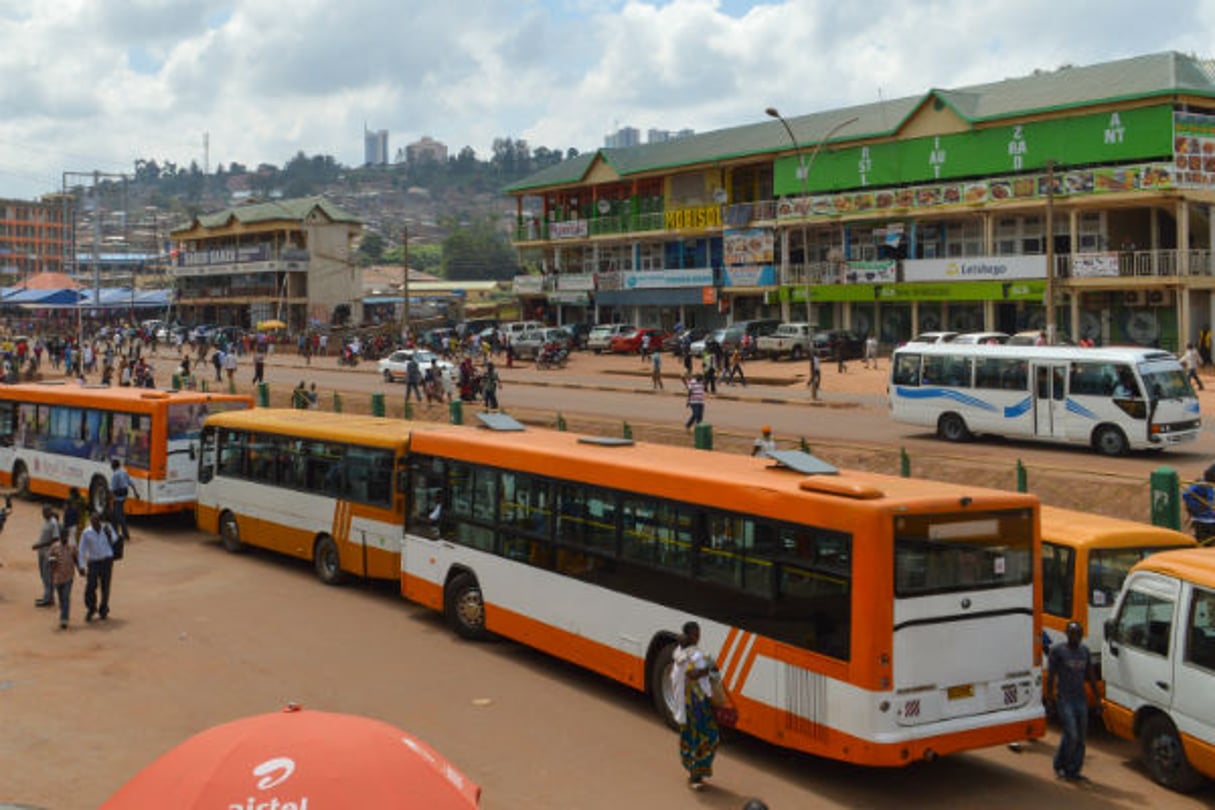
[587,324,632,354]
[1006,329,1074,346]
[721,319,782,356]
[690,328,727,356]
[189,323,216,343]
[813,329,866,360]
[378,349,453,382]
[609,327,667,354]
[663,327,709,355]
[757,322,815,360]
[907,331,958,344]
[951,331,1010,345]
[512,327,574,360]
[564,322,593,350]
[502,321,545,344]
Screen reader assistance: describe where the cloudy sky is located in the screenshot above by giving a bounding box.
[1,0,1214,200]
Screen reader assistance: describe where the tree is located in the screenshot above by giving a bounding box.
[356,232,386,266]
[442,216,519,280]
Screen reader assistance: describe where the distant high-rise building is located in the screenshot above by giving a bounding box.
[674,128,695,140]
[405,136,448,165]
[647,128,671,144]
[604,127,641,148]
[364,126,389,166]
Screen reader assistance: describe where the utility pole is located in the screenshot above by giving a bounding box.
[401,223,410,343]
[1045,160,1057,345]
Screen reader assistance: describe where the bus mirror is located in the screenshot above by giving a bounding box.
[189,443,197,461]
[1104,619,1116,646]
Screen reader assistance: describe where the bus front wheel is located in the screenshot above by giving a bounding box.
[445,572,490,640]
[12,462,30,499]
[1093,425,1128,457]
[649,641,681,730]
[938,413,971,442]
[313,535,346,586]
[89,476,110,514]
[1141,714,1204,792]
[219,510,243,553]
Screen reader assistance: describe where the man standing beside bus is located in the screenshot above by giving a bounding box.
[1045,620,1100,781]
[109,458,137,542]
[76,512,114,622]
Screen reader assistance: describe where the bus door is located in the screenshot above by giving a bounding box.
[1032,363,1068,439]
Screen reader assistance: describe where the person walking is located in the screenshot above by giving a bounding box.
[482,361,501,411]
[291,380,310,409]
[1182,463,1215,544]
[223,349,238,387]
[751,426,776,458]
[684,374,706,431]
[109,458,138,542]
[808,349,822,400]
[1045,621,1101,781]
[252,350,266,385]
[32,504,61,607]
[48,518,77,630]
[650,349,664,390]
[76,512,115,623]
[671,621,721,790]
[1181,343,1205,391]
[864,333,879,370]
[405,355,423,402]
[211,348,224,382]
[725,346,747,387]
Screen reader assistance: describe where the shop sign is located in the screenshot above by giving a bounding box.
[512,275,544,294]
[1173,112,1215,188]
[596,271,623,291]
[663,205,722,230]
[903,255,1045,283]
[179,244,270,267]
[842,260,897,284]
[797,284,876,303]
[556,272,595,291]
[548,292,590,305]
[773,104,1172,194]
[723,228,774,265]
[550,220,588,239]
[624,269,714,289]
[722,266,776,287]
[775,160,1176,221]
[1072,253,1120,278]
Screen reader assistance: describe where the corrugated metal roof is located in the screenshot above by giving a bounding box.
[172,196,362,234]
[506,51,1215,194]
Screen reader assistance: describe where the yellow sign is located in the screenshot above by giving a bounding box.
[664,205,722,230]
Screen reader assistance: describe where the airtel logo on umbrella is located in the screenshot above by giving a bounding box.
[228,756,310,810]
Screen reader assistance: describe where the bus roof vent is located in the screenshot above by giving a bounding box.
[476,412,526,431]
[577,436,635,447]
[768,450,838,476]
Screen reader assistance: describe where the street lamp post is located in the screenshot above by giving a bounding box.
[765,108,859,324]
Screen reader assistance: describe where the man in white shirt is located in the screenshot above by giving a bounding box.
[751,426,777,458]
[76,512,115,622]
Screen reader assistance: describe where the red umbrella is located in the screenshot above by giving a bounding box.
[101,705,480,809]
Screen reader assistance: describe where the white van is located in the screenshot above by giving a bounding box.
[502,321,544,342]
[1102,548,1215,792]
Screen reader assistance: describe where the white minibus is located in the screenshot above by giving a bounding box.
[889,344,1200,455]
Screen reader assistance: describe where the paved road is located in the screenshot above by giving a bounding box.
[0,506,1211,809]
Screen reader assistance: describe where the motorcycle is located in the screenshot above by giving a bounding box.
[535,344,569,370]
[338,347,359,367]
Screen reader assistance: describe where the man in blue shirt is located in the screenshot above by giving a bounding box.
[76,512,115,622]
[109,458,138,542]
[1182,464,1215,544]
[1045,621,1101,781]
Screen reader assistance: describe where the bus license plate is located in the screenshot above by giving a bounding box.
[947,684,974,700]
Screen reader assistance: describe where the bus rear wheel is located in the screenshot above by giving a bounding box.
[313,535,345,586]
[649,641,681,730]
[1141,714,1204,792]
[11,462,30,499]
[1093,425,1128,457]
[89,476,110,514]
[938,413,971,442]
[219,510,243,553]
[445,572,490,640]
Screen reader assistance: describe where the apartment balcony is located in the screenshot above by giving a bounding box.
[169,254,310,279]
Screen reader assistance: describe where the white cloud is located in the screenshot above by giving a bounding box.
[0,0,1211,198]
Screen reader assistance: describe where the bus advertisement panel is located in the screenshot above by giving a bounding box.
[889,345,1200,455]
[0,382,251,514]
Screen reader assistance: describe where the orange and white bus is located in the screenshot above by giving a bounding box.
[398,421,1045,766]
[196,408,407,583]
[1041,506,1195,656]
[196,410,1045,765]
[0,381,251,514]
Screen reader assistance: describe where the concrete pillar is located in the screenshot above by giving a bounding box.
[1178,199,1190,277]
[1070,289,1080,343]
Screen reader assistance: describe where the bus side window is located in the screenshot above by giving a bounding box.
[892,354,921,386]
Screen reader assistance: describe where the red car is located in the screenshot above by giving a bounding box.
[609,327,668,354]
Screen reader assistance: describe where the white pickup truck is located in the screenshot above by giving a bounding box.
[757,322,815,360]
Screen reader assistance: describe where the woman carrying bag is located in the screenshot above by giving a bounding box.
[670,621,724,790]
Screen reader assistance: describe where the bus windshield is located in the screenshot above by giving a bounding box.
[1088,545,1191,607]
[168,400,249,441]
[1139,362,1192,400]
[894,509,1034,597]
